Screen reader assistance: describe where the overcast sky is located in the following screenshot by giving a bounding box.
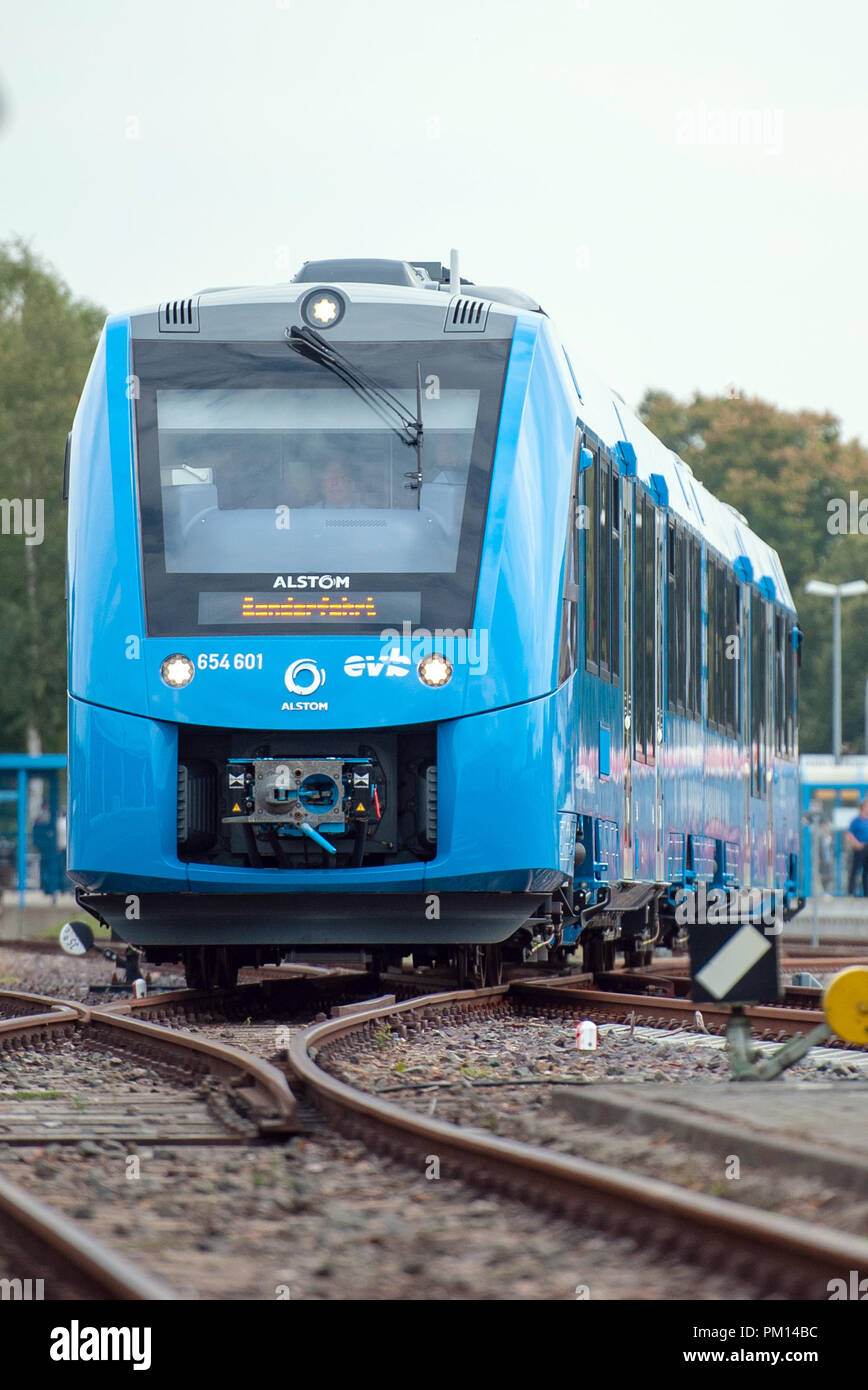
[2,0,866,443]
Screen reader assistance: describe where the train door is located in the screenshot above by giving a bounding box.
[740,582,752,882]
[762,597,774,881]
[746,591,774,884]
[630,488,661,879]
[621,480,634,878]
[654,510,665,880]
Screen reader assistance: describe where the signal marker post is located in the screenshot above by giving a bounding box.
[686,904,789,1080]
[688,920,779,1005]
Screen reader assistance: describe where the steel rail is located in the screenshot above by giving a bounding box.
[0,1170,175,1300]
[287,987,868,1298]
[509,981,866,1046]
[0,989,298,1135]
[87,1006,298,1134]
[0,988,90,1018]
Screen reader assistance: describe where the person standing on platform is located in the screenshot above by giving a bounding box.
[845,796,868,897]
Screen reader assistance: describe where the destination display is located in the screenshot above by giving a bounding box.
[197,590,422,626]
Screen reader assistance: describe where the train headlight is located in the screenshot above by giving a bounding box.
[311,296,338,324]
[160,654,195,688]
[301,288,345,329]
[417,654,453,688]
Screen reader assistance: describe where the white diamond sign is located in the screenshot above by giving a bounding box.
[688,919,780,1005]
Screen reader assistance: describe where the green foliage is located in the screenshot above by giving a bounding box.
[639,390,868,754]
[0,240,103,753]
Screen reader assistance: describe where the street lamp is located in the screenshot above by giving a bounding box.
[804,578,868,762]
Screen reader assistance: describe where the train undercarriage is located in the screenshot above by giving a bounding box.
[78,881,690,990]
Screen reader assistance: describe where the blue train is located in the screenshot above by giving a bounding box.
[66,256,803,987]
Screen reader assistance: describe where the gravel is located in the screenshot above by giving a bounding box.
[0,942,186,1001]
[0,947,846,1300]
[319,1012,868,1237]
[0,1134,756,1301]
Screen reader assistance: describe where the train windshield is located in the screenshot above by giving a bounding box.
[133,338,509,635]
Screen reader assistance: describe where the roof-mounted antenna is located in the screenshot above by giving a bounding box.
[449,248,460,296]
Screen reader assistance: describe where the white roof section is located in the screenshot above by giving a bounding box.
[542,316,795,612]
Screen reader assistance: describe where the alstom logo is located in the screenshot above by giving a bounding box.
[344,651,411,678]
[284,659,326,695]
[272,575,349,590]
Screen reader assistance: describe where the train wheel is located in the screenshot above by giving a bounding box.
[183,948,206,990]
[582,935,616,976]
[212,947,238,990]
[482,944,503,987]
[183,947,238,991]
[455,946,501,988]
[456,946,477,989]
[370,949,389,978]
[624,945,654,968]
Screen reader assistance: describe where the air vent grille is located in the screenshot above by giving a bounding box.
[158,298,200,333]
[444,296,490,333]
[178,761,216,849]
[416,764,438,844]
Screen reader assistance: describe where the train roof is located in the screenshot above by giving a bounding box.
[545,319,795,613]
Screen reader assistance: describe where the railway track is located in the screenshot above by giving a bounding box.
[508,979,866,1048]
[2,970,865,1301]
[0,988,298,1144]
[285,986,868,1299]
[0,977,389,1302]
[0,1170,174,1300]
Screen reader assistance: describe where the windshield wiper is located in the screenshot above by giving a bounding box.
[285,325,424,508]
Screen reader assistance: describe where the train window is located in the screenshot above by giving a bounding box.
[584,449,598,669]
[778,614,790,756]
[131,337,510,636]
[633,491,656,763]
[643,495,655,755]
[557,430,582,684]
[708,558,718,730]
[610,474,620,680]
[688,535,702,718]
[599,459,611,672]
[773,611,798,759]
[667,524,680,714]
[750,594,769,796]
[726,571,740,737]
[666,522,701,720]
[716,558,726,731]
[707,556,741,739]
[786,621,797,756]
[583,445,619,685]
[633,501,645,759]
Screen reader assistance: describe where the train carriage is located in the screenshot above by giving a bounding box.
[66,257,803,987]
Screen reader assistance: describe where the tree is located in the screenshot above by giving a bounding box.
[639,390,868,755]
[0,241,104,754]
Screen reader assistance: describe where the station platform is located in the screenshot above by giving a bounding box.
[0,892,102,942]
[787,896,868,942]
[551,1065,868,1192]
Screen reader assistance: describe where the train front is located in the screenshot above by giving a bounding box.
[67,265,579,983]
